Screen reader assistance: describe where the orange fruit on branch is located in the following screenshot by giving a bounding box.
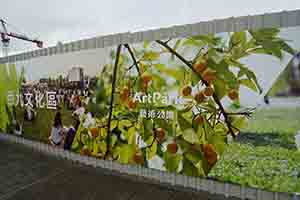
[194,92,206,104]
[194,114,204,125]
[167,143,178,154]
[203,71,217,84]
[193,60,208,74]
[141,82,149,92]
[228,90,239,101]
[90,127,99,139]
[204,86,214,97]
[120,87,130,102]
[182,85,192,96]
[133,153,144,165]
[127,98,138,109]
[203,144,218,167]
[141,73,152,84]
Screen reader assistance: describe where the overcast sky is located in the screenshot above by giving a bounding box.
[1,0,300,106]
[1,0,300,54]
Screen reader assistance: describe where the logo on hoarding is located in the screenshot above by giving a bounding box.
[133,92,188,120]
[133,92,185,105]
[7,91,58,110]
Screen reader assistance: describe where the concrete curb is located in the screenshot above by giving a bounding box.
[0,133,298,200]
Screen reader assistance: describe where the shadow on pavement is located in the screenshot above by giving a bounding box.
[0,140,239,200]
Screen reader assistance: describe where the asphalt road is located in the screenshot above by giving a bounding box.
[0,140,237,200]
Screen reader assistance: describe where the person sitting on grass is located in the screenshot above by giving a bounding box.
[11,106,23,136]
[72,99,85,131]
[49,112,66,147]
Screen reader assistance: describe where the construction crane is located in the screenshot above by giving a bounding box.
[0,18,43,57]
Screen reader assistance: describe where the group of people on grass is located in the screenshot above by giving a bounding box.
[48,95,85,149]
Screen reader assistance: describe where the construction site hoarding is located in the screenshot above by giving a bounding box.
[0,16,300,193]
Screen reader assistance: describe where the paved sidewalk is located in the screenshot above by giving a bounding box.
[0,140,237,200]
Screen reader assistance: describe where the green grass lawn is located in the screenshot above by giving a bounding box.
[209,107,300,193]
[17,106,74,143]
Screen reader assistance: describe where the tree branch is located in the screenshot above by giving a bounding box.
[226,111,253,118]
[156,40,237,138]
[124,44,141,76]
[127,60,140,71]
[105,44,122,159]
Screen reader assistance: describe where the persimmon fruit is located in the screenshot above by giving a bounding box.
[204,86,214,97]
[203,144,218,167]
[182,85,192,96]
[167,143,178,154]
[194,114,204,125]
[228,90,239,101]
[194,92,206,103]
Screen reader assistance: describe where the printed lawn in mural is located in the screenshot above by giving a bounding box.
[0,28,296,179]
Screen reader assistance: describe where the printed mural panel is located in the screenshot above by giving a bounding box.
[0,27,299,178]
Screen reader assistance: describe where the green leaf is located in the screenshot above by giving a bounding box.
[99,141,107,154]
[142,51,160,61]
[184,151,202,165]
[249,28,280,40]
[178,113,193,131]
[277,40,295,55]
[249,28,295,58]
[110,135,118,148]
[118,144,135,164]
[230,31,246,49]
[110,120,118,131]
[216,60,239,88]
[143,41,150,49]
[191,71,201,86]
[199,156,210,175]
[191,34,221,46]
[127,127,136,145]
[163,152,182,172]
[141,118,153,140]
[239,78,258,92]
[146,136,157,159]
[99,128,107,139]
[153,64,184,81]
[173,39,182,50]
[209,124,227,155]
[152,74,167,90]
[183,128,199,144]
[197,126,207,144]
[118,119,132,128]
[170,39,183,61]
[230,60,262,93]
[182,159,203,177]
[213,79,227,100]
[260,41,283,59]
[176,138,191,153]
[182,38,204,47]
[92,140,99,156]
[203,118,214,136]
[231,116,248,133]
[237,66,262,93]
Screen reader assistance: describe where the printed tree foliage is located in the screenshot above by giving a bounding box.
[70,28,294,176]
[0,64,23,132]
